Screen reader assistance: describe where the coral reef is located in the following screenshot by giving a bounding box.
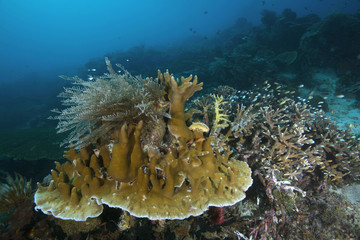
[260,10,277,29]
[23,75,360,239]
[200,82,360,187]
[20,11,360,238]
[34,61,253,221]
[189,82,360,239]
[274,51,298,65]
[2,7,360,239]
[300,12,360,72]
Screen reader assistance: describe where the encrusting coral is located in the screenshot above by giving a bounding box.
[34,59,253,221]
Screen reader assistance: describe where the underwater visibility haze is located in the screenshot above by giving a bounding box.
[1,0,360,239]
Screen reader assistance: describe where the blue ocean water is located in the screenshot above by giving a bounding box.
[0,0,358,130]
[1,0,360,239]
[0,0,358,81]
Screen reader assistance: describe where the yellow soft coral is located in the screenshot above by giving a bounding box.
[210,94,230,137]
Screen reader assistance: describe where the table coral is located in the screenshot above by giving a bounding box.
[34,61,253,221]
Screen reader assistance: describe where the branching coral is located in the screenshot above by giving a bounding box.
[205,82,360,186]
[193,96,212,126]
[211,94,230,135]
[191,82,360,239]
[35,61,253,221]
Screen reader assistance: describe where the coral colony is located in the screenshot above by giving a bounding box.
[29,58,360,238]
[34,59,253,221]
[1,9,360,239]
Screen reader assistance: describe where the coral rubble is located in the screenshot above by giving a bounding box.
[34,60,253,221]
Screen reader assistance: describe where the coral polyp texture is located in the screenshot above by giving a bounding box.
[34,59,253,221]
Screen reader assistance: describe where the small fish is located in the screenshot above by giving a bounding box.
[284,91,290,94]
[308,96,313,100]
[336,94,345,98]
[91,68,96,71]
[279,98,290,105]
[298,84,304,88]
[195,137,206,143]
[276,86,281,90]
[290,91,295,94]
[88,76,94,80]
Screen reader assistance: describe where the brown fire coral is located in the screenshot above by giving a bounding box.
[34,62,252,221]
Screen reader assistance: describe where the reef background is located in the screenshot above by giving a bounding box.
[1,1,360,239]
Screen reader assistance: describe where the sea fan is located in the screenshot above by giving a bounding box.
[51,58,168,149]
